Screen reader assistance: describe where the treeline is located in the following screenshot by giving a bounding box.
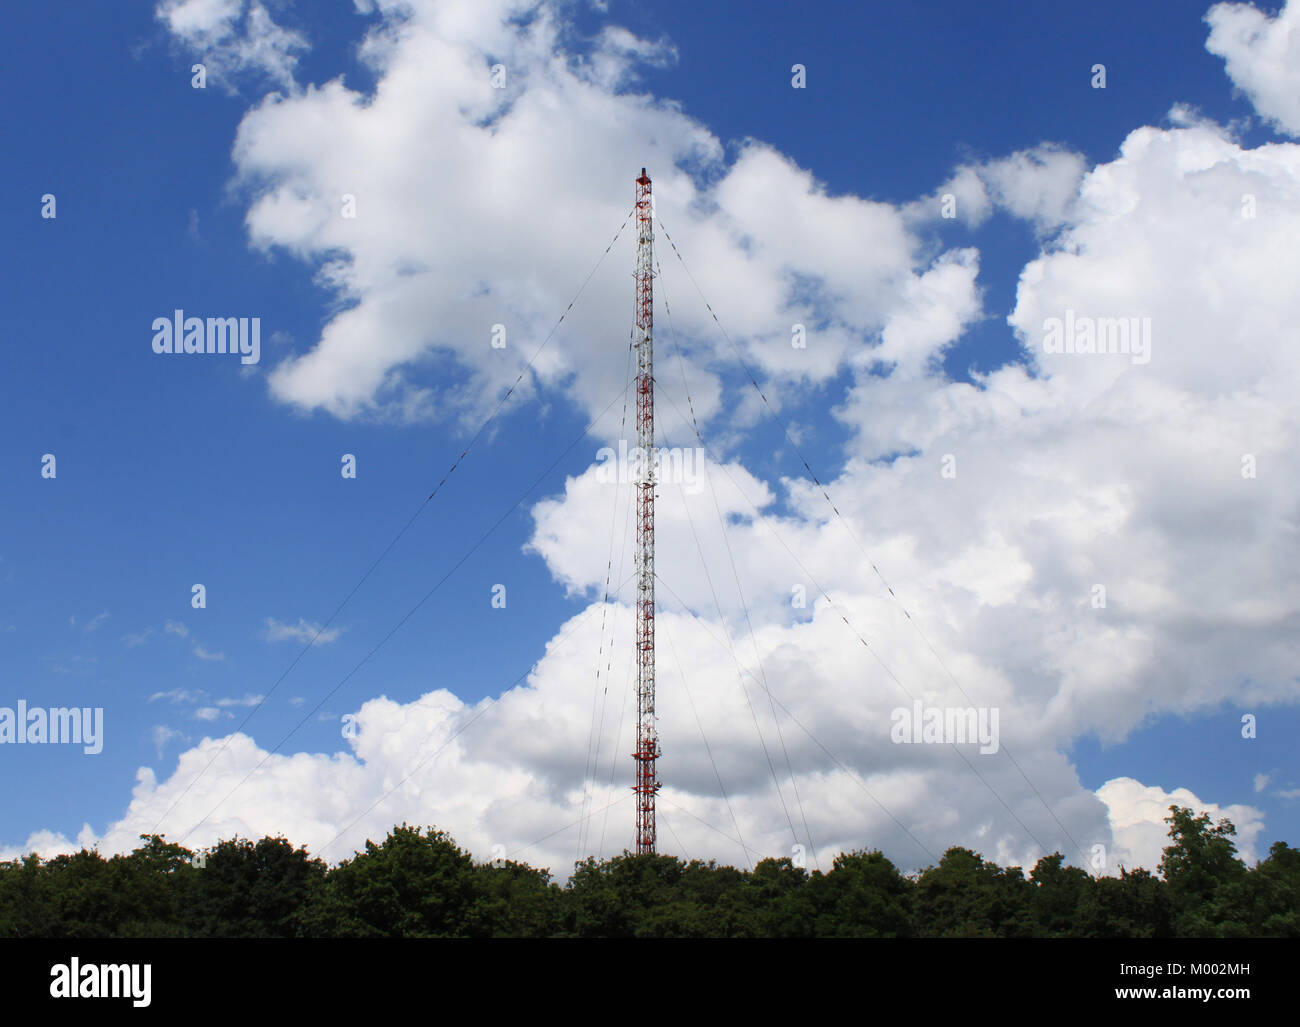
[0,806,1294,938]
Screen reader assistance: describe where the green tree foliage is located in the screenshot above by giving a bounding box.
[1075,867,1173,938]
[187,836,326,938]
[913,847,1034,937]
[98,835,195,937]
[741,856,814,937]
[467,859,561,938]
[807,850,912,938]
[1227,841,1300,937]
[303,825,478,937]
[0,835,195,937]
[1158,805,1249,936]
[0,806,1292,937]
[1028,852,1092,937]
[562,851,703,937]
[1181,838,1300,939]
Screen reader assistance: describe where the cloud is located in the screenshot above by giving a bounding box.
[978,145,1088,231]
[585,26,677,90]
[149,689,206,704]
[911,144,1088,233]
[1097,777,1266,871]
[264,617,342,645]
[83,611,110,632]
[152,725,189,759]
[155,0,308,93]
[1206,0,1300,137]
[212,0,958,427]
[1254,772,1270,792]
[123,628,154,648]
[216,694,265,707]
[155,620,225,662]
[3,603,1115,877]
[194,707,225,721]
[0,826,95,862]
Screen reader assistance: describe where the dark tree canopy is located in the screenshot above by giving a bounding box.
[0,805,1293,938]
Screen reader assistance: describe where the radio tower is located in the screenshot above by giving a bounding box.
[632,168,660,854]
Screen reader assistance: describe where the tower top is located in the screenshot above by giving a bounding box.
[637,167,650,184]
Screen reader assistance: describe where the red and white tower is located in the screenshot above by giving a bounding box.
[632,168,660,854]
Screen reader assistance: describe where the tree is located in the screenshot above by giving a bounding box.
[467,859,560,938]
[744,856,814,938]
[187,836,325,937]
[109,835,198,936]
[303,825,477,937]
[913,847,1033,937]
[1,815,1292,938]
[1075,867,1172,938]
[1028,853,1091,937]
[1205,841,1300,938]
[561,852,693,937]
[808,850,913,937]
[0,855,54,937]
[1158,806,1247,936]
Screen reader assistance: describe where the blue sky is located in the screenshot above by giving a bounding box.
[1,0,1296,874]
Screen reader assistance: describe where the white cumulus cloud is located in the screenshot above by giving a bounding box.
[1207,0,1300,137]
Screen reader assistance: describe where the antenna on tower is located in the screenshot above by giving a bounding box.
[632,167,659,854]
